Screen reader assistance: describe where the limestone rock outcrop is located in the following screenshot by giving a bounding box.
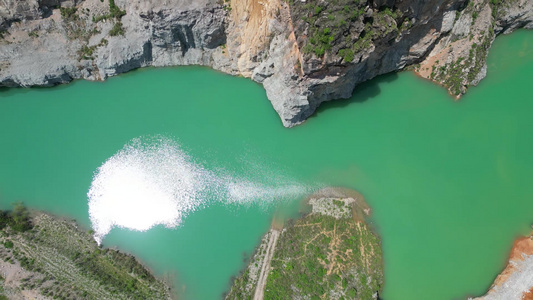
[0,0,531,127]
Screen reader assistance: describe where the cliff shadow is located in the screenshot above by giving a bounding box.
[0,81,77,98]
[0,86,35,98]
[309,72,399,120]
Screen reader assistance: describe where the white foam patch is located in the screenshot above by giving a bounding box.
[88,137,213,244]
[88,136,314,244]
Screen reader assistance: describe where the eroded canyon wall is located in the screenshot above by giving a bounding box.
[0,0,531,126]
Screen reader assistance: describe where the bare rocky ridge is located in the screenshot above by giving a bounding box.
[0,0,531,127]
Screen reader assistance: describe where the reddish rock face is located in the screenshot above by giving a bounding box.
[523,287,533,300]
[474,233,533,300]
[509,236,533,261]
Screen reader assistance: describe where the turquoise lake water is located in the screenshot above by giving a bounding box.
[0,30,532,299]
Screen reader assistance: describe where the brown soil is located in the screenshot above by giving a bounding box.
[523,287,533,300]
[510,235,533,261]
[491,233,533,289]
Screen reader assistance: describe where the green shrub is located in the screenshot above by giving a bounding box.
[109,0,126,19]
[93,0,125,24]
[383,7,398,19]
[11,203,32,232]
[338,48,355,62]
[60,7,78,21]
[0,211,10,230]
[109,22,124,36]
[347,288,357,297]
[4,240,13,248]
[79,45,96,59]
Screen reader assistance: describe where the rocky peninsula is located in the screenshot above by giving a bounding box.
[0,0,531,127]
[473,231,533,300]
[225,188,383,299]
[0,204,172,300]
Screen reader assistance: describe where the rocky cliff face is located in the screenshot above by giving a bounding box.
[416,0,533,96]
[0,0,531,127]
[0,0,228,86]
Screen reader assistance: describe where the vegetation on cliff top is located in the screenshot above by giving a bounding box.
[287,0,407,63]
[264,213,383,299]
[0,204,172,300]
[58,0,126,59]
[420,0,503,97]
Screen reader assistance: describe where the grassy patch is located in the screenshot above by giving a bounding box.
[0,206,171,299]
[264,214,383,299]
[0,203,32,233]
[228,200,384,299]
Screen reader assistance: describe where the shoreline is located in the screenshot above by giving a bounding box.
[472,230,533,299]
[226,187,383,299]
[0,0,530,127]
[0,207,174,299]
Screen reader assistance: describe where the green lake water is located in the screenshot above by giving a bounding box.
[1,30,532,299]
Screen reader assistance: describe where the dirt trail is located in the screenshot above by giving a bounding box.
[253,229,280,300]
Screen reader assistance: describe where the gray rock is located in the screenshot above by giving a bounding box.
[495,0,533,34]
[0,0,40,29]
[0,0,531,127]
